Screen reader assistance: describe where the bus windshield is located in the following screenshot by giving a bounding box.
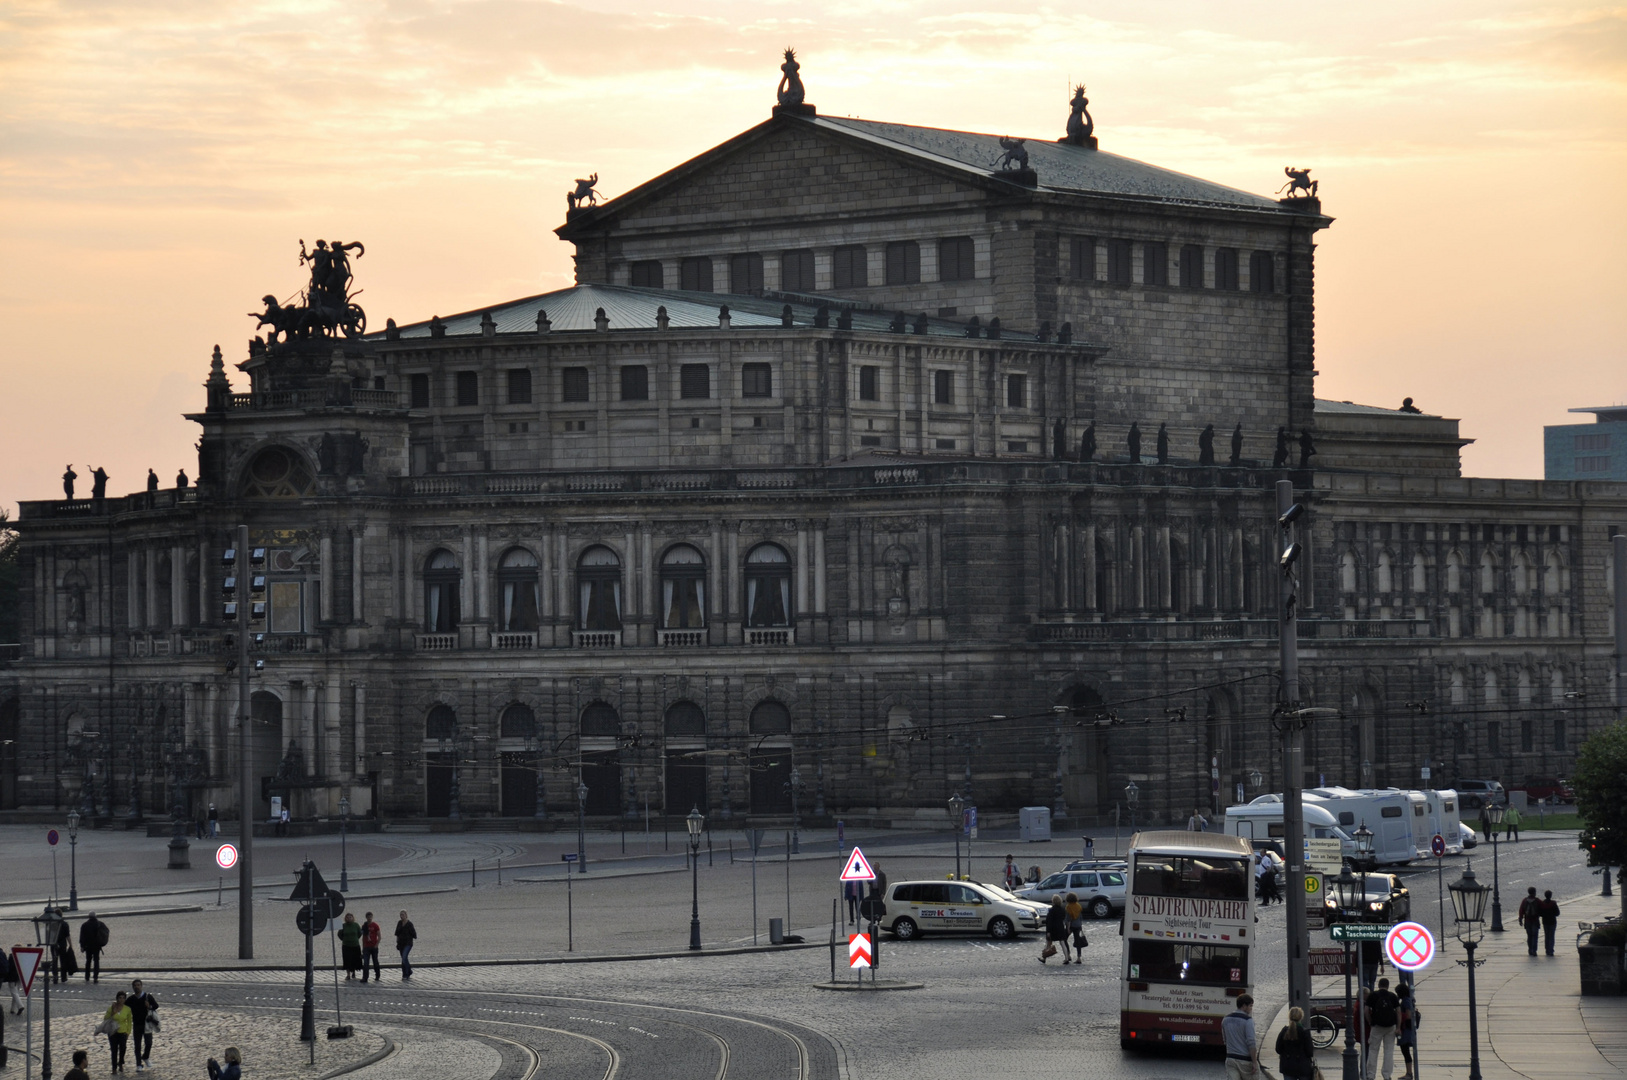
[1127,941,1248,986]
[1132,854,1250,900]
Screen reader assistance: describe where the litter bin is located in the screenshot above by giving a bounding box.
[1019,806,1052,842]
[769,917,784,944]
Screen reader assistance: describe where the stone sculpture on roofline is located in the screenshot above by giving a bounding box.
[775,48,815,116]
[1061,84,1097,150]
[249,239,367,347]
[1278,167,1317,199]
[567,173,601,215]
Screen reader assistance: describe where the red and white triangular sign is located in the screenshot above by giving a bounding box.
[840,847,876,882]
[10,946,43,996]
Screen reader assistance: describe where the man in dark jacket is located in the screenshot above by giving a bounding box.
[64,1049,92,1080]
[1517,887,1541,955]
[78,914,107,984]
[395,910,417,979]
[128,978,158,1070]
[1538,890,1561,956]
[53,919,74,983]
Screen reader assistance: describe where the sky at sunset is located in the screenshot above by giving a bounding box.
[2,0,1623,513]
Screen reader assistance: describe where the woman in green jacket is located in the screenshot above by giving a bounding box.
[338,912,364,979]
[103,990,132,1073]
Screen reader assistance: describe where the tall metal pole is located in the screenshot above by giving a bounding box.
[1615,534,1626,722]
[1277,479,1310,1017]
[1464,938,1483,1080]
[1489,829,1504,932]
[237,524,254,959]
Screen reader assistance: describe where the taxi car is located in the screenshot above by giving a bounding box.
[879,880,1044,940]
[1013,865,1127,917]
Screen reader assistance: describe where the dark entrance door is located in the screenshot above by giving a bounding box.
[0,698,18,810]
[426,754,454,817]
[581,752,621,815]
[749,750,791,814]
[501,752,537,816]
[665,752,707,814]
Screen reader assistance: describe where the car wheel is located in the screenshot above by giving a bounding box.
[891,917,918,941]
[1091,897,1113,919]
[988,916,1015,940]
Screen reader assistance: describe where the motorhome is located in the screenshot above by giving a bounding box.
[1411,789,1463,857]
[1303,788,1415,868]
[1224,800,1357,860]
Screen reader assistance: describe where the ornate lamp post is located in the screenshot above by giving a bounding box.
[576,780,588,873]
[686,806,705,950]
[1485,803,1505,932]
[1248,768,1264,801]
[1333,866,1362,1080]
[948,792,965,879]
[32,905,63,1080]
[66,810,81,911]
[1352,822,1374,988]
[339,795,351,892]
[1449,863,1490,1080]
[1124,780,1140,837]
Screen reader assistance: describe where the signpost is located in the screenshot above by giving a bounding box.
[1385,922,1435,972]
[1304,871,1326,930]
[842,847,879,983]
[840,847,877,882]
[1308,946,1349,976]
[1303,837,1342,874]
[562,852,578,951]
[47,829,60,907]
[1432,833,1447,952]
[216,843,239,870]
[1330,923,1390,942]
[13,945,43,1080]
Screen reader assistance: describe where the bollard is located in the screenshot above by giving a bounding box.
[1605,866,1615,898]
[472,858,477,887]
[497,858,502,885]
[769,917,784,944]
[218,876,223,906]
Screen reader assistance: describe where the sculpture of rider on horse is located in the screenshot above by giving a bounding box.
[250,239,368,345]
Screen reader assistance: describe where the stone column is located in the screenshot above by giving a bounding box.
[351,525,364,623]
[128,550,141,629]
[353,683,367,778]
[320,532,334,623]
[197,538,210,625]
[145,547,159,628]
[171,543,187,627]
[814,523,827,614]
[324,680,342,779]
[796,524,810,615]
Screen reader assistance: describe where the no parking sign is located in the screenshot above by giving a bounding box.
[1385,921,1435,971]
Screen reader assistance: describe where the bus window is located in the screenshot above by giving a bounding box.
[1127,941,1248,985]
[1133,854,1250,900]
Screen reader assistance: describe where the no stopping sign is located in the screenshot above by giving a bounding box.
[1385,921,1435,971]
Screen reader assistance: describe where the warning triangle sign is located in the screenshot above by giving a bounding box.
[840,847,876,882]
[11,946,43,995]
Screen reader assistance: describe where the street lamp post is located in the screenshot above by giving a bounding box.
[576,780,588,873]
[1353,823,1374,1001]
[32,905,62,1080]
[1486,803,1505,932]
[339,795,351,892]
[1449,863,1490,1080]
[66,811,81,911]
[1124,780,1140,837]
[788,765,801,855]
[1333,867,1362,1080]
[948,793,965,880]
[687,806,705,950]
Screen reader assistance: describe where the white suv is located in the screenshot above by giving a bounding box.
[1014,867,1127,917]
[879,881,1044,940]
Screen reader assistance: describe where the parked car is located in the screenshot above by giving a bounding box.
[1513,777,1574,804]
[1454,780,1506,810]
[1459,820,1478,849]
[1014,866,1127,917]
[1324,873,1411,924]
[879,880,1045,940]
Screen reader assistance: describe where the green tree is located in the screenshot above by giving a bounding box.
[0,510,18,645]
[1575,718,1627,910]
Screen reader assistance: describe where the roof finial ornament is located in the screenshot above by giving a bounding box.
[1061,84,1097,150]
[774,49,815,116]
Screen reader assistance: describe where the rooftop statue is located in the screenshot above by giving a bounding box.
[995,137,1029,172]
[777,48,806,109]
[1278,167,1318,199]
[1062,85,1095,148]
[567,173,601,215]
[250,239,367,346]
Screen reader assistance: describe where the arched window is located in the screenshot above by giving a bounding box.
[498,548,539,632]
[1410,553,1428,594]
[664,701,706,738]
[744,544,791,627]
[1479,551,1496,594]
[1339,550,1358,594]
[664,701,708,812]
[1512,551,1533,595]
[241,446,316,498]
[1446,550,1463,594]
[577,546,622,631]
[424,550,460,633]
[1543,549,1562,595]
[1376,551,1393,595]
[748,700,792,814]
[581,701,620,737]
[660,545,706,629]
[750,699,791,735]
[425,704,457,741]
[500,702,536,739]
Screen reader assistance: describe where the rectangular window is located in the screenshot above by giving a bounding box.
[629,260,663,288]
[1520,720,1534,752]
[741,362,773,398]
[1143,241,1169,286]
[455,371,479,406]
[1576,433,1611,451]
[1006,373,1026,408]
[939,236,976,281]
[1180,244,1204,288]
[1215,248,1240,291]
[885,241,920,285]
[730,253,764,293]
[858,366,879,401]
[1006,440,1028,453]
[1107,239,1133,284]
[1249,250,1275,294]
[561,367,589,403]
[680,363,710,399]
[781,249,816,292]
[506,368,532,405]
[1069,236,1095,280]
[833,245,867,289]
[1487,721,1501,756]
[620,365,648,401]
[680,256,714,292]
[860,435,882,446]
[269,581,303,634]
[1554,718,1567,752]
[933,369,954,405]
[409,373,430,408]
[1576,456,1612,472]
[936,438,957,450]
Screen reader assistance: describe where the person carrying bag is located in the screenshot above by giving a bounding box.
[1274,1006,1316,1079]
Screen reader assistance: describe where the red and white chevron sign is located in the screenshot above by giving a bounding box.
[849,933,873,969]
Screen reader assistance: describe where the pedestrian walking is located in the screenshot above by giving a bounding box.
[1038,895,1066,964]
[360,912,382,983]
[1255,852,1272,905]
[395,910,417,979]
[842,879,862,925]
[1265,852,1284,905]
[1187,808,1208,832]
[206,1047,242,1080]
[338,913,363,979]
[64,1048,92,1080]
[101,990,133,1073]
[194,814,205,840]
[1001,854,1024,891]
[1364,976,1401,1080]
[1396,982,1421,1080]
[1503,804,1521,842]
[53,917,77,983]
[128,978,158,1071]
[1517,887,1541,955]
[1063,892,1084,964]
[1274,1006,1315,1080]
[1538,890,1561,956]
[871,862,887,897]
[79,912,108,984]
[207,804,218,839]
[1221,994,1259,1079]
[3,945,24,1014]
[1477,803,1495,843]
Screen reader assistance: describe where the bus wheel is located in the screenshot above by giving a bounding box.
[1120,1039,1134,1052]
[1091,897,1113,919]
[892,917,918,941]
[987,916,1014,940]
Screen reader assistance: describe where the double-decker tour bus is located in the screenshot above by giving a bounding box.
[1120,831,1256,1050]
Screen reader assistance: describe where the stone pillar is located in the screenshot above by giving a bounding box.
[128,550,141,629]
[145,547,159,628]
[814,523,827,613]
[796,524,810,615]
[351,525,364,623]
[324,680,342,780]
[197,538,210,625]
[320,532,334,623]
[353,684,367,778]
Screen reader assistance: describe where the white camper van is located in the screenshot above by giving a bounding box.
[1304,788,1414,868]
[1224,801,1357,860]
[1425,789,1463,854]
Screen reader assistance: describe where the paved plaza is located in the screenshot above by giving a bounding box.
[2,824,1622,1079]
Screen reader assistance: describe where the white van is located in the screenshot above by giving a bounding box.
[1304,788,1414,868]
[1223,801,1356,860]
[1411,789,1464,856]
